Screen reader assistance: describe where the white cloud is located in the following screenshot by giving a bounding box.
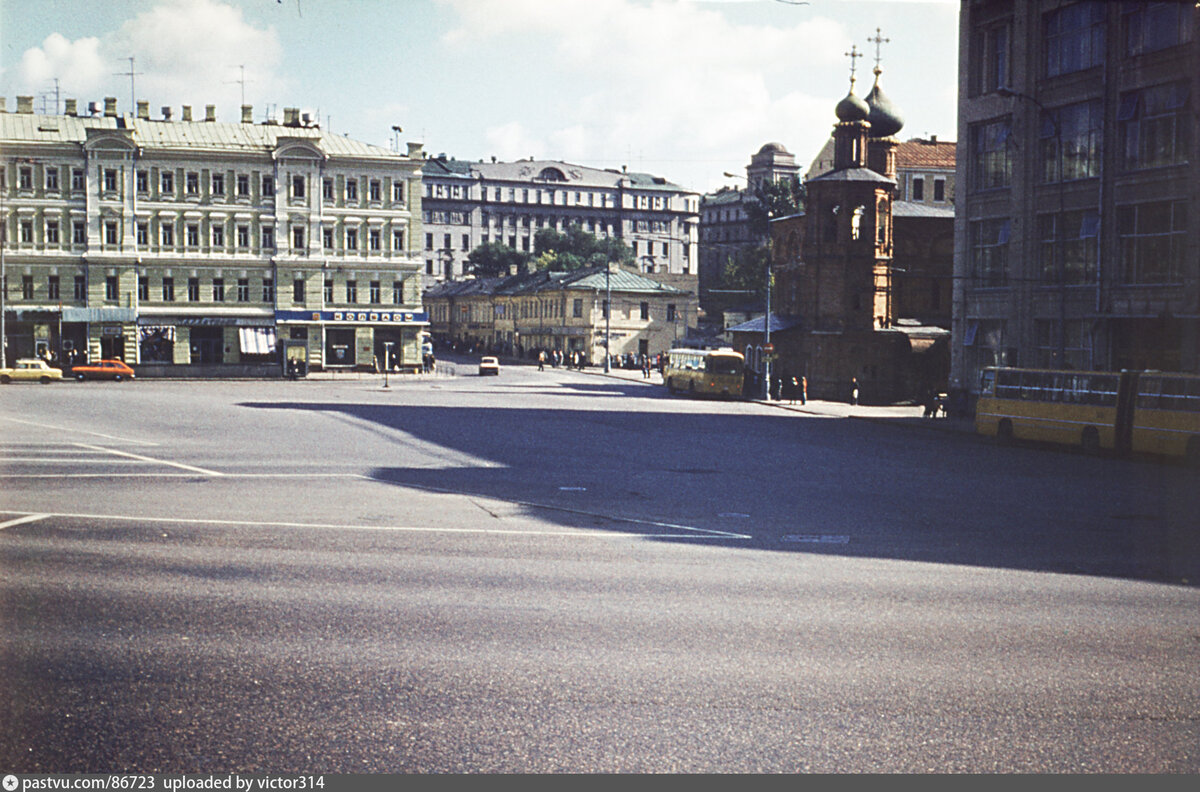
[18,33,106,97]
[108,0,282,115]
[12,0,282,120]
[439,0,854,189]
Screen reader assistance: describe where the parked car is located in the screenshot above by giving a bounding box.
[478,356,500,376]
[72,359,136,382]
[0,358,64,384]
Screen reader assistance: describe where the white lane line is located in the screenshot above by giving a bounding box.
[0,513,50,530]
[783,534,850,544]
[72,443,224,477]
[0,510,743,541]
[0,417,157,446]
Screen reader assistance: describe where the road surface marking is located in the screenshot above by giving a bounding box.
[0,510,748,541]
[0,514,49,530]
[0,417,157,446]
[783,534,850,544]
[72,443,224,477]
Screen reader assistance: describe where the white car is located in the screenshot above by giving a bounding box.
[0,358,63,384]
[478,356,500,376]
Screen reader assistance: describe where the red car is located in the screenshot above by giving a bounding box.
[72,359,135,382]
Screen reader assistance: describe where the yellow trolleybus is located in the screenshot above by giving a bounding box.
[975,367,1200,463]
[664,346,745,400]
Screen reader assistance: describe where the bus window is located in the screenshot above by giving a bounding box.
[1137,375,1161,410]
[1162,377,1188,411]
[707,356,742,376]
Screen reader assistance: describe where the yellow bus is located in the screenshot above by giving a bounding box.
[664,347,744,400]
[975,367,1200,463]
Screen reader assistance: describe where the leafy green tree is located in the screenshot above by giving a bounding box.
[465,242,530,278]
[719,244,771,301]
[532,225,635,270]
[743,177,805,239]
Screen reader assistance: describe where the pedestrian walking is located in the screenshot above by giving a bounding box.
[538,350,546,371]
[788,376,799,404]
[800,375,807,405]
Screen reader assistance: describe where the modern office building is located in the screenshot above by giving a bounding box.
[0,96,426,375]
[952,0,1199,396]
[419,156,701,294]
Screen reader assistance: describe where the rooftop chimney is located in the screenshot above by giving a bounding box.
[181,105,192,122]
[205,104,216,122]
[137,101,149,119]
[407,141,424,158]
[0,97,5,113]
[104,97,117,117]
[162,106,172,120]
[283,107,298,126]
[241,104,253,123]
[17,95,34,114]
[89,101,100,116]
[64,98,77,115]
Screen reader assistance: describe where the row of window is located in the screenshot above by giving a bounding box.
[968,198,1187,286]
[427,183,627,209]
[431,298,679,323]
[10,217,409,255]
[6,273,415,306]
[970,79,1190,191]
[969,1,1193,96]
[3,165,410,206]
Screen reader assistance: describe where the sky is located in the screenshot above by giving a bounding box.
[0,0,960,195]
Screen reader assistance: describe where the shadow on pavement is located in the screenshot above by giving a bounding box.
[240,399,1200,587]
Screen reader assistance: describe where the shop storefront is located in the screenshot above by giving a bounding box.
[274,309,429,372]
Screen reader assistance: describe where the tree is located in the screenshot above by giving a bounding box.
[465,242,530,278]
[743,177,805,239]
[719,244,771,301]
[532,225,635,270]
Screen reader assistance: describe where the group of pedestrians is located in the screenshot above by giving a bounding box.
[537,349,588,370]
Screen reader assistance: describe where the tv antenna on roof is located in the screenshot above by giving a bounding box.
[114,56,141,115]
[227,65,253,107]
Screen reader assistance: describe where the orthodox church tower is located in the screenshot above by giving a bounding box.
[794,41,900,334]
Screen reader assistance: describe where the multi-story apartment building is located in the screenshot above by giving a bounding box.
[424,263,695,364]
[419,156,701,293]
[953,1,1199,397]
[0,96,426,375]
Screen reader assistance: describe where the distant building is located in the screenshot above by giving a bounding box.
[424,263,695,365]
[698,142,800,316]
[952,0,1200,397]
[0,96,426,374]
[419,156,701,297]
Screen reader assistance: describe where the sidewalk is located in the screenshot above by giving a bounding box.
[583,364,975,435]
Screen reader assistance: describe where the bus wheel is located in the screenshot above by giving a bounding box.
[1081,426,1101,455]
[688,382,696,396]
[667,377,676,394]
[997,419,1014,445]
[1185,436,1200,468]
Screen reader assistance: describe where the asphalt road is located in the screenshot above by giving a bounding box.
[1,357,1197,773]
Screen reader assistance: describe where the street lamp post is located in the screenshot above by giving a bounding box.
[382,341,393,388]
[603,262,611,373]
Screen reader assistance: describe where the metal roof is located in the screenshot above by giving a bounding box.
[892,200,954,218]
[0,111,403,161]
[725,313,803,334]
